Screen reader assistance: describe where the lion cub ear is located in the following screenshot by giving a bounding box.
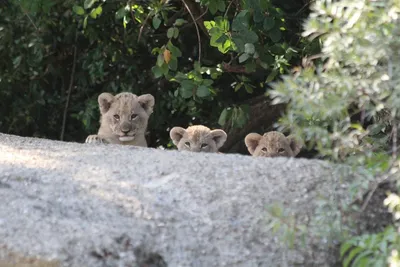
[170,127,186,146]
[138,94,155,115]
[244,133,263,155]
[287,135,303,156]
[210,129,227,149]
[98,93,115,114]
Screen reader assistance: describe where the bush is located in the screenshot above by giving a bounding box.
[0,0,316,151]
[268,0,400,265]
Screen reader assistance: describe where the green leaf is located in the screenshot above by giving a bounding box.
[168,57,178,71]
[232,10,249,31]
[152,16,161,29]
[263,17,275,31]
[217,0,226,12]
[174,19,187,26]
[234,83,243,92]
[123,15,128,28]
[156,53,164,67]
[270,44,285,55]
[95,6,102,16]
[152,65,164,78]
[210,32,225,46]
[260,0,268,10]
[216,36,231,53]
[194,61,201,72]
[202,79,213,86]
[266,69,278,82]
[204,21,215,30]
[12,56,22,68]
[90,8,98,19]
[167,27,175,39]
[260,51,274,65]
[218,108,230,126]
[167,41,182,57]
[83,16,88,29]
[269,204,283,217]
[269,28,282,43]
[340,242,354,259]
[173,28,179,39]
[196,85,210,97]
[232,36,245,52]
[160,62,169,75]
[244,84,254,93]
[238,53,249,63]
[84,0,97,9]
[179,80,195,98]
[244,43,255,54]
[215,16,230,32]
[351,251,373,266]
[236,107,248,127]
[73,5,85,15]
[208,1,218,15]
[115,7,127,20]
[343,247,363,267]
[89,6,102,18]
[232,30,258,46]
[253,10,264,23]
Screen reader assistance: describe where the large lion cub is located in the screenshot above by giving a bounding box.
[170,125,227,153]
[85,92,155,147]
[245,131,302,157]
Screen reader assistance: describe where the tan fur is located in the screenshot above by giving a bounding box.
[85,92,155,147]
[245,131,302,157]
[170,125,227,153]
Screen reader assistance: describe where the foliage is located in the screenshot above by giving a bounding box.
[265,0,400,265]
[0,0,315,148]
[340,226,397,267]
[338,194,400,267]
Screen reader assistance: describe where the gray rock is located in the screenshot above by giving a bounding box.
[0,133,383,267]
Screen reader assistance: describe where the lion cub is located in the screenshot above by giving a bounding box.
[85,92,155,147]
[245,131,302,157]
[170,125,227,153]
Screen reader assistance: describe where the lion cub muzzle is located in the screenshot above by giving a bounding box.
[118,122,136,142]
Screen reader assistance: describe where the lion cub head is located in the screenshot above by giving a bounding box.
[170,125,227,153]
[245,131,302,157]
[98,92,154,142]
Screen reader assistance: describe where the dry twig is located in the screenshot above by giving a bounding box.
[60,31,78,141]
[137,12,152,43]
[181,0,202,63]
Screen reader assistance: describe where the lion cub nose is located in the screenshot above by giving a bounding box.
[121,123,131,134]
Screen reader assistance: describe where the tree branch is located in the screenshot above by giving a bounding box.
[60,32,78,141]
[181,0,202,63]
[137,12,151,43]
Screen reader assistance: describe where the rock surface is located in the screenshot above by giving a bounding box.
[0,133,370,267]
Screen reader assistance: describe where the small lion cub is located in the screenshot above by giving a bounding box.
[170,125,227,153]
[245,131,302,157]
[85,92,155,147]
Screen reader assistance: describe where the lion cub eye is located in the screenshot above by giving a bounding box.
[184,142,190,147]
[130,114,138,120]
[113,114,120,120]
[201,143,208,148]
[278,148,285,153]
[261,147,268,152]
